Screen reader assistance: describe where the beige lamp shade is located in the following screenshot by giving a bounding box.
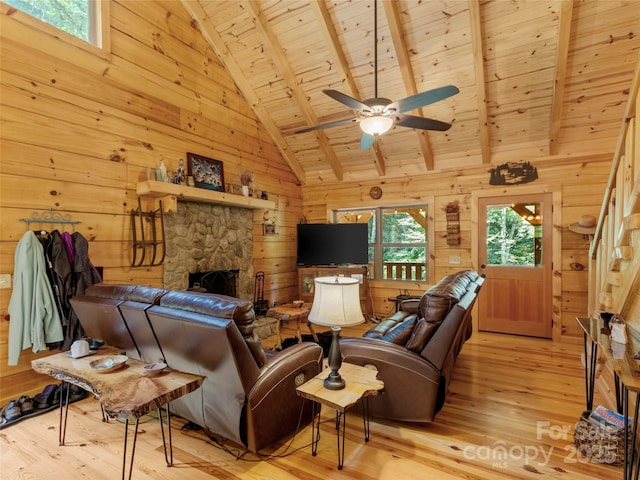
[308,276,365,327]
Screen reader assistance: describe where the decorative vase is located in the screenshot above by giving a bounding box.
[242,185,249,197]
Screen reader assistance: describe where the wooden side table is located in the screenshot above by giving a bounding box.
[253,315,282,349]
[296,362,384,469]
[267,303,319,346]
[32,346,204,480]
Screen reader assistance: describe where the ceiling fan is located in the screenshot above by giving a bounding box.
[294,0,459,150]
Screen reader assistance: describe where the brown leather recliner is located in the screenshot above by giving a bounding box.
[339,270,484,423]
[70,285,323,453]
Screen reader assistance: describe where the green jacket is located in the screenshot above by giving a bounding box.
[8,231,63,365]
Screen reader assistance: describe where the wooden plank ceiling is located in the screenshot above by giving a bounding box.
[181,0,640,186]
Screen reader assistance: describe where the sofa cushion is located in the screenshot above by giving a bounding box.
[399,298,420,314]
[405,318,441,352]
[425,272,472,300]
[380,316,417,345]
[419,294,455,323]
[84,283,136,300]
[127,285,169,304]
[363,312,413,339]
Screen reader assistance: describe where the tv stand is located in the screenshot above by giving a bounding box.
[298,266,370,316]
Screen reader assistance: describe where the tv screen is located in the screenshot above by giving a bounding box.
[297,223,368,266]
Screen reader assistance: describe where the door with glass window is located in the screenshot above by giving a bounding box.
[478,193,552,338]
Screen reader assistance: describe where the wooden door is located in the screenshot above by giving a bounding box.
[478,193,553,338]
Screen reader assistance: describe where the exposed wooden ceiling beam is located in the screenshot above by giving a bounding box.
[310,0,385,177]
[244,0,343,181]
[549,0,574,155]
[180,0,306,184]
[383,0,435,170]
[468,0,490,165]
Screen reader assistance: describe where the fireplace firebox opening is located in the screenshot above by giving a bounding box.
[189,270,239,298]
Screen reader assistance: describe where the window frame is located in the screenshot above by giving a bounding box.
[1,0,110,56]
[334,204,433,284]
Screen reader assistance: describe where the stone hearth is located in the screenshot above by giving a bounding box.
[163,202,253,300]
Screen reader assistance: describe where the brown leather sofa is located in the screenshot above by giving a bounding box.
[339,270,484,423]
[69,284,323,453]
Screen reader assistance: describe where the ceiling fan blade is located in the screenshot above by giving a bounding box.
[360,133,376,149]
[394,114,452,131]
[294,117,359,134]
[323,89,371,111]
[387,85,460,114]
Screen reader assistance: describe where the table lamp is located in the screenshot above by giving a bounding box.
[308,276,365,389]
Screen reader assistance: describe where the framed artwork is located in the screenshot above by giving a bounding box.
[263,223,276,235]
[187,152,225,192]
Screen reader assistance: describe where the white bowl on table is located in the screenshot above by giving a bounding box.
[143,362,167,376]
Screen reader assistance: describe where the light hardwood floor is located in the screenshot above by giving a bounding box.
[0,325,621,480]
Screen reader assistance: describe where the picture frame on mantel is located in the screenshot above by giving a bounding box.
[187,152,225,192]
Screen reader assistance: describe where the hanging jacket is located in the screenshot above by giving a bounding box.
[43,230,73,327]
[63,232,102,349]
[8,231,63,365]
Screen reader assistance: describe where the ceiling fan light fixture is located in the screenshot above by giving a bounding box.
[360,115,393,135]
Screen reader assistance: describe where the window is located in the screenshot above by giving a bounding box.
[4,0,104,47]
[335,206,428,281]
[485,202,542,267]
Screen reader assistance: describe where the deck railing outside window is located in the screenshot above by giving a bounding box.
[383,262,426,281]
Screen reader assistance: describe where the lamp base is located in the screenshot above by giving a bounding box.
[324,325,346,390]
[323,371,346,390]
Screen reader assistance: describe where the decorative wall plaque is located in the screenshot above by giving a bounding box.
[445,201,461,246]
[489,161,538,185]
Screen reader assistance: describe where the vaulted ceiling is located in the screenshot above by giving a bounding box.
[181,0,640,186]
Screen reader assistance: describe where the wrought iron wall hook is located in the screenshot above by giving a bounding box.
[20,208,81,232]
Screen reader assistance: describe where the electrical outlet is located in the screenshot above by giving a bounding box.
[0,274,11,289]
[449,256,461,265]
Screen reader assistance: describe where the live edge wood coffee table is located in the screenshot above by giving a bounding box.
[32,346,204,480]
[296,362,384,469]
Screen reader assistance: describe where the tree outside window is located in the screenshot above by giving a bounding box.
[5,0,97,45]
[485,203,540,266]
[336,206,428,281]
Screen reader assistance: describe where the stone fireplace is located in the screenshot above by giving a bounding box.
[163,202,254,300]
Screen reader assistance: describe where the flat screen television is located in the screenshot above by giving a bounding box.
[297,223,369,266]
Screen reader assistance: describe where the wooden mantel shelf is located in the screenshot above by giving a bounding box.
[136,180,276,212]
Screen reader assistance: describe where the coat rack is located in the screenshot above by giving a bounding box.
[20,209,81,231]
[130,197,165,267]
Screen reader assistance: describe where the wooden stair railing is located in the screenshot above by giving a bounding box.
[589,53,640,322]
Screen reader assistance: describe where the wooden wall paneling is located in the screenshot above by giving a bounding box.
[0,0,302,401]
[304,162,607,341]
[0,49,182,129]
[116,0,217,62]
[0,174,135,214]
[1,141,128,191]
